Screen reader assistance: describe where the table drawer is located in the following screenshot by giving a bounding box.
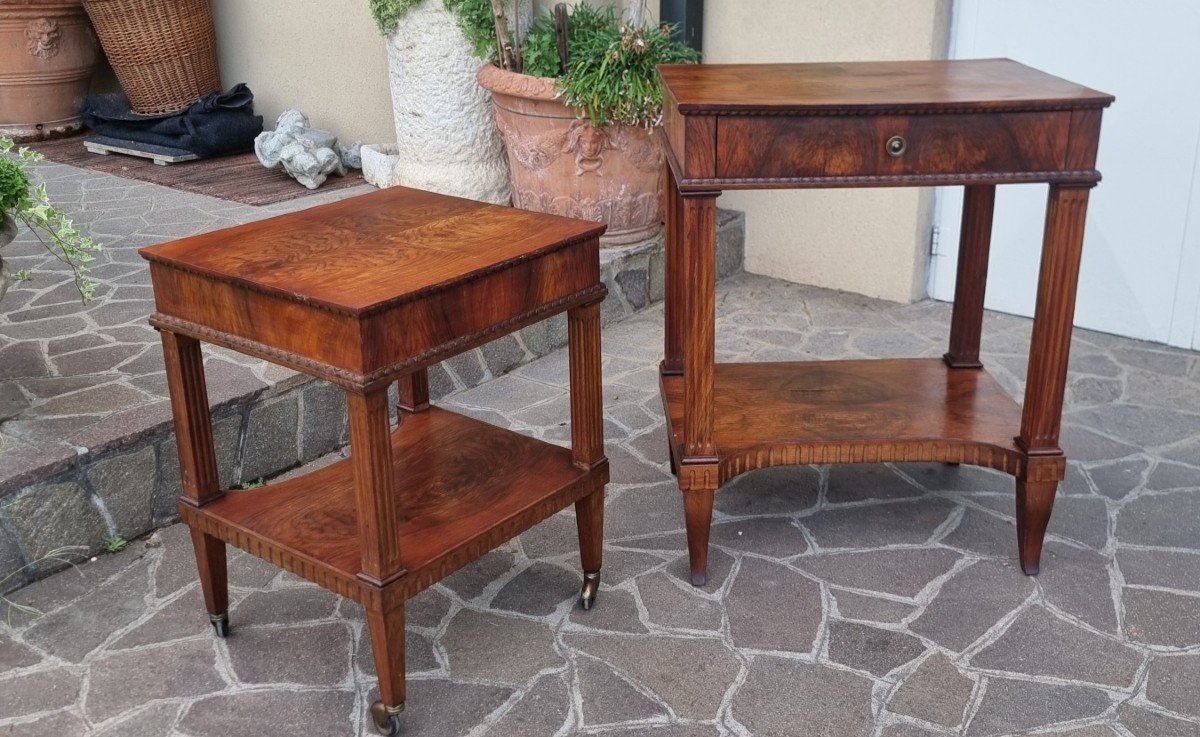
[715,112,1071,180]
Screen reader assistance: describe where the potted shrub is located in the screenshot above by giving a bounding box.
[474,1,698,245]
[1,137,101,304]
[369,0,529,204]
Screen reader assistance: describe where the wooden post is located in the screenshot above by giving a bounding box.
[160,331,220,505]
[1018,184,1092,453]
[160,329,227,626]
[681,193,718,459]
[944,184,996,369]
[348,389,404,584]
[569,300,604,594]
[662,163,685,374]
[1015,183,1093,575]
[490,0,517,71]
[397,369,430,413]
[568,301,604,469]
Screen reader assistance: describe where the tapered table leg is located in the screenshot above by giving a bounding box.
[945,184,996,369]
[1015,183,1094,575]
[683,489,715,587]
[349,386,407,730]
[570,300,605,609]
[160,330,228,636]
[367,603,406,736]
[680,192,720,586]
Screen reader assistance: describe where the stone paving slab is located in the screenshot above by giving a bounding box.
[0,161,744,591]
[2,273,1199,736]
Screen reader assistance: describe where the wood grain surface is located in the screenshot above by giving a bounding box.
[658,59,1113,114]
[142,185,606,316]
[661,359,1031,486]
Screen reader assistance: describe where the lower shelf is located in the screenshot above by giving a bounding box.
[660,358,1028,486]
[183,407,605,599]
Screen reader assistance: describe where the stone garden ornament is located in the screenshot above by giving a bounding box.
[254,110,361,190]
[373,0,529,203]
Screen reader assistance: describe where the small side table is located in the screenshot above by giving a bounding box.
[657,59,1113,585]
[141,187,608,735]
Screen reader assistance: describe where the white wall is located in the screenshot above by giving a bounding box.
[699,0,951,303]
[209,0,394,143]
[932,0,1200,348]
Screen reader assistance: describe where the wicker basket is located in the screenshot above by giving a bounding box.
[82,0,221,116]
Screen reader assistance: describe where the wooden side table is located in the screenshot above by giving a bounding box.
[141,186,608,735]
[657,59,1114,585]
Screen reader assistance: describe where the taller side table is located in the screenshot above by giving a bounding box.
[141,186,608,734]
[657,59,1114,585]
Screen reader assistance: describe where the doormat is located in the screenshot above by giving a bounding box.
[28,135,366,207]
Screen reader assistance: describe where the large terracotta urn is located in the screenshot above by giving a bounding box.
[477,63,664,247]
[0,0,99,142]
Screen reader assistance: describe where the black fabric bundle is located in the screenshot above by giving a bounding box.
[81,84,264,158]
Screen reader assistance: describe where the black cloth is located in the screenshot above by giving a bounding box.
[81,84,263,158]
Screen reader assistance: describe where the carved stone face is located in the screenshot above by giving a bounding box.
[566,120,611,175]
[25,18,61,60]
[575,125,606,160]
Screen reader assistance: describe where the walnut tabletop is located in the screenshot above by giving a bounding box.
[657,59,1113,114]
[143,185,608,734]
[656,59,1113,587]
[142,185,606,390]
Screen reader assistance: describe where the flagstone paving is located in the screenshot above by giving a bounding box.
[3,271,1200,735]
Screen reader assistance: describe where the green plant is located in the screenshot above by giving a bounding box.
[102,534,129,553]
[556,7,698,127]
[240,478,265,489]
[442,0,505,59]
[369,0,423,34]
[1,137,102,303]
[455,1,699,127]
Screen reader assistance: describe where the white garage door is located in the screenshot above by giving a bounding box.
[929,0,1200,350]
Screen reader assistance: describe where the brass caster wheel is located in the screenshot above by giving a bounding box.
[209,613,230,639]
[579,572,600,610]
[370,701,404,736]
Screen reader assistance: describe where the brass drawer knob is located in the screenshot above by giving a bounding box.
[886,135,907,157]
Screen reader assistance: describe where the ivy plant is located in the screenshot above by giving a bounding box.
[369,0,423,34]
[1,137,102,304]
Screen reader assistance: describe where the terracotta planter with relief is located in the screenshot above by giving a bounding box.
[0,0,99,142]
[477,63,664,246]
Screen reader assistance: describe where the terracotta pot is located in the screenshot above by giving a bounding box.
[477,63,664,246]
[0,0,99,142]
